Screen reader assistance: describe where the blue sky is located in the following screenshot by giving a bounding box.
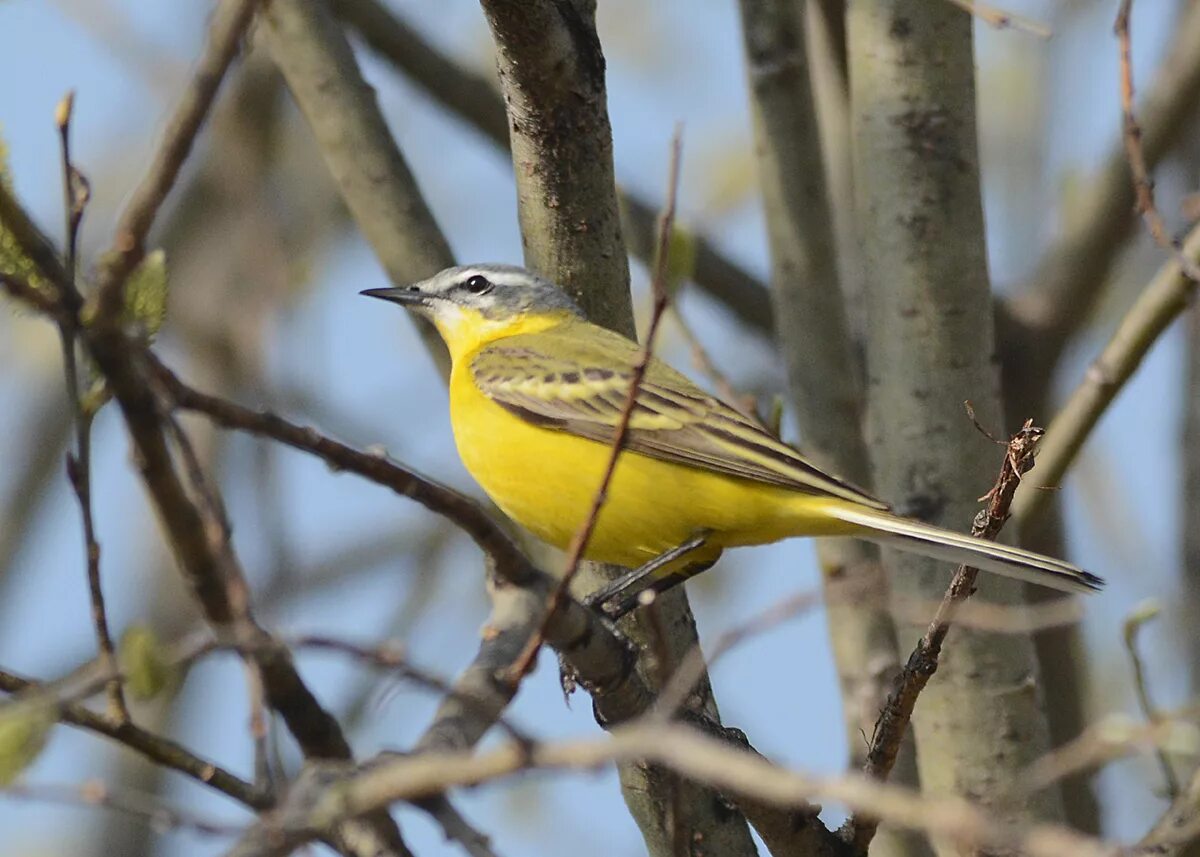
[0,1,1192,854]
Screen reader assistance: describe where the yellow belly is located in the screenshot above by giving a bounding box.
[448,364,853,570]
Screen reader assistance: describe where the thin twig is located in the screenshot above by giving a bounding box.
[1020,710,1199,798]
[151,356,534,582]
[149,353,819,852]
[54,92,87,279]
[236,723,1116,857]
[150,356,653,721]
[1012,221,1200,523]
[504,128,685,684]
[89,340,407,855]
[1001,0,1200,377]
[944,0,1051,37]
[93,0,260,322]
[668,303,761,422]
[53,92,127,724]
[4,781,243,839]
[163,412,275,793]
[191,634,532,747]
[0,668,267,808]
[1115,0,1200,283]
[1122,601,1180,798]
[653,589,825,721]
[840,416,1046,853]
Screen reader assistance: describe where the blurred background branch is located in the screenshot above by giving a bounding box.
[3,1,1199,855]
[847,1,1066,848]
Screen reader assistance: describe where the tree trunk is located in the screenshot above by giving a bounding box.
[846,0,1066,841]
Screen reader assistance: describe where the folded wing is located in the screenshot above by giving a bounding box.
[470,325,888,510]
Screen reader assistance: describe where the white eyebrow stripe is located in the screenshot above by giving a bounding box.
[487,272,536,287]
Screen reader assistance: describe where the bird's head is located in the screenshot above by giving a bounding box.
[361,264,582,357]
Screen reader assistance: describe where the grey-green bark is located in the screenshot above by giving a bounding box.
[846,0,1065,839]
[736,4,924,856]
[805,0,867,341]
[1188,303,1200,700]
[478,3,756,854]
[478,0,634,334]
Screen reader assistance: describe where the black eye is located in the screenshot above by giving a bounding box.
[463,275,493,294]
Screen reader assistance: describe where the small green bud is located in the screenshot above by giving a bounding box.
[0,702,54,786]
[119,625,177,702]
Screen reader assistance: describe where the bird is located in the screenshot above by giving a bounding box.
[362,263,1103,617]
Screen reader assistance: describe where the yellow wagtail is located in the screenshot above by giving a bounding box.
[363,264,1102,616]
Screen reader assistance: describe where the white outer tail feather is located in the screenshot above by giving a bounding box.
[824,504,1104,594]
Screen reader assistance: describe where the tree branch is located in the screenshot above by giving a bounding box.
[2,176,411,855]
[330,0,777,336]
[55,95,129,724]
[160,357,839,855]
[1001,0,1200,364]
[0,668,268,810]
[735,10,918,855]
[81,330,410,857]
[260,0,456,376]
[476,3,756,853]
[1012,221,1200,524]
[848,0,1066,839]
[841,418,1046,853]
[93,0,260,322]
[227,722,1115,857]
[1114,0,1200,283]
[505,130,682,682]
[478,0,634,332]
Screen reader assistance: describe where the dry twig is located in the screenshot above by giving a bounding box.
[154,353,844,854]
[1115,0,1200,284]
[53,92,128,724]
[229,722,1117,857]
[1122,601,1180,798]
[1,181,411,856]
[840,416,1046,852]
[93,0,260,322]
[1001,0,1200,386]
[505,130,684,683]
[0,668,267,808]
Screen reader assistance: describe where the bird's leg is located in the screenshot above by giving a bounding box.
[599,560,717,621]
[585,531,712,620]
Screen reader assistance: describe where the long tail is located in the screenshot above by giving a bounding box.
[822,503,1104,594]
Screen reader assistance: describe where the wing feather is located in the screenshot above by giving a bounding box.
[470,326,887,510]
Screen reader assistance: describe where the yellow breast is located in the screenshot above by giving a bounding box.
[447,354,839,569]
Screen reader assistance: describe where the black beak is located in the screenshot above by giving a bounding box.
[359,286,428,307]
